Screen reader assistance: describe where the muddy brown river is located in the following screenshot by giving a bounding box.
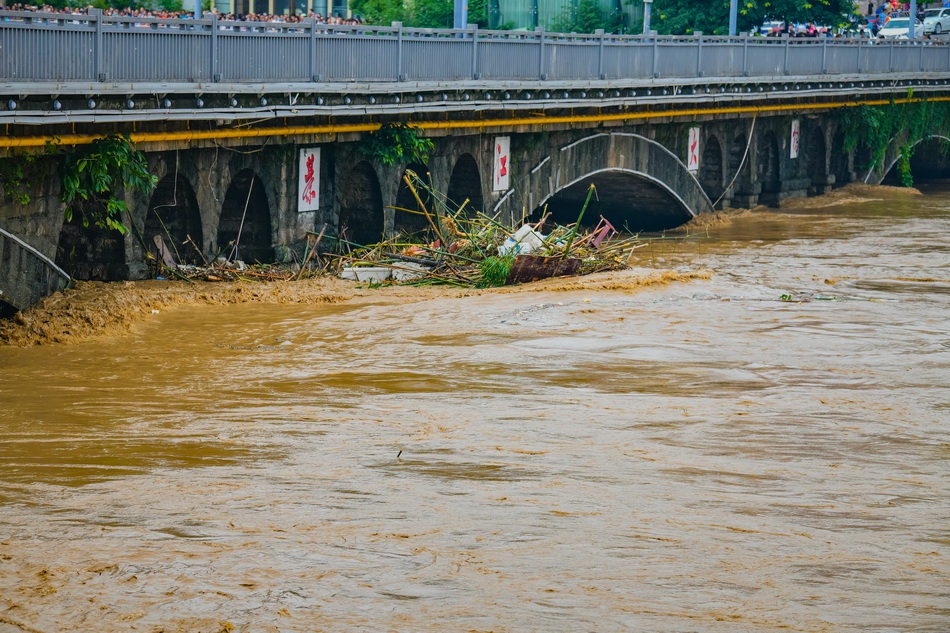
[1,184,949,632]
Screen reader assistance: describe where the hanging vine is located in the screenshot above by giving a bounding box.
[57,134,157,234]
[357,122,434,167]
[836,95,950,186]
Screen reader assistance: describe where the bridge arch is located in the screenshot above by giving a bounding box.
[728,131,755,206]
[447,153,484,217]
[144,173,202,267]
[806,125,829,195]
[218,169,274,264]
[394,162,432,237]
[699,135,725,206]
[338,160,384,247]
[878,135,950,184]
[831,128,851,188]
[757,130,781,205]
[495,133,712,232]
[536,168,698,232]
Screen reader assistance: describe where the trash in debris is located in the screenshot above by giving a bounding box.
[498,224,547,256]
[340,263,428,282]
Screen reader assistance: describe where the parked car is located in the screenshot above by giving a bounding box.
[922,7,950,35]
[877,17,924,39]
[759,20,784,35]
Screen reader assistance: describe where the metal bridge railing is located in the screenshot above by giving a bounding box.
[2,9,949,85]
[0,227,70,313]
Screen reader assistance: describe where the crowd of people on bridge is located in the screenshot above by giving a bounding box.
[0,3,364,25]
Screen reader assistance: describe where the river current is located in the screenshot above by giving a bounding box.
[1,184,948,632]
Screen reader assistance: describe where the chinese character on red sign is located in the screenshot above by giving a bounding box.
[298,148,320,211]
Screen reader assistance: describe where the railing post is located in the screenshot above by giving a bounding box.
[395,22,405,81]
[742,32,749,76]
[821,34,827,74]
[91,8,104,82]
[210,13,220,82]
[783,33,790,75]
[596,29,605,79]
[919,41,924,71]
[309,18,319,81]
[695,31,703,77]
[470,23,479,80]
[537,27,546,80]
[652,31,659,78]
[888,40,894,72]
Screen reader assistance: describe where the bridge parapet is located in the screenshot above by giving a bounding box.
[2,10,949,87]
[3,9,950,132]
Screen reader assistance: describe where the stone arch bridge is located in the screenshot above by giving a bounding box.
[3,104,949,292]
[3,10,950,301]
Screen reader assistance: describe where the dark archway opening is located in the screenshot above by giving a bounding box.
[909,138,950,180]
[144,174,203,269]
[699,136,724,206]
[529,171,693,234]
[854,146,872,182]
[394,163,432,239]
[757,131,781,206]
[338,161,385,247]
[831,130,851,188]
[728,132,755,207]
[0,300,16,320]
[883,137,950,185]
[55,202,126,281]
[806,127,828,195]
[447,153,484,217]
[218,170,274,264]
[729,133,748,183]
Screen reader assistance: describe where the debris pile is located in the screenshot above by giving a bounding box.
[145,173,645,287]
[335,172,646,288]
[148,228,329,283]
[154,261,301,283]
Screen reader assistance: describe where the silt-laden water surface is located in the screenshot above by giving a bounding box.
[1,185,948,632]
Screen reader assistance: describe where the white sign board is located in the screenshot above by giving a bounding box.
[687,127,700,172]
[790,120,800,159]
[493,136,511,191]
[298,147,320,211]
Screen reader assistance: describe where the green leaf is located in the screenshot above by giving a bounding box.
[55,134,155,234]
[358,123,433,167]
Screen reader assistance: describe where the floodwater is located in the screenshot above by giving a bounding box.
[1,185,949,632]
